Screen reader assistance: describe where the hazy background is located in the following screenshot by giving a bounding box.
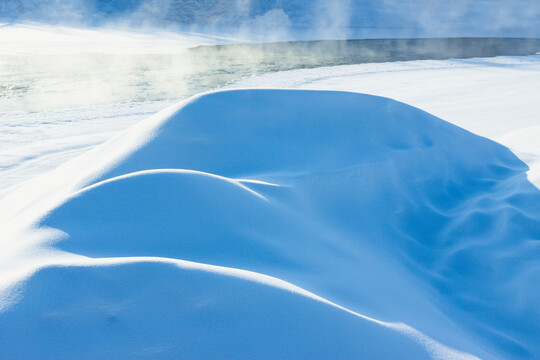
[2,0,539,114]
[1,0,540,40]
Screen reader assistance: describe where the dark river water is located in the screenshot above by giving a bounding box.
[1,37,540,112]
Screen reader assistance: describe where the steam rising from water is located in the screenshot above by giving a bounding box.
[1,0,540,113]
[2,29,540,113]
[2,0,540,40]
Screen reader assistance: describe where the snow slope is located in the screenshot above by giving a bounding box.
[0,259,444,360]
[231,55,540,188]
[1,89,539,359]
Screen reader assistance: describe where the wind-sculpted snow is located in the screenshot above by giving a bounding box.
[1,90,539,359]
[0,259,453,359]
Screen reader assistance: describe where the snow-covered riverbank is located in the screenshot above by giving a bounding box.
[1,45,540,359]
[2,88,539,359]
[3,54,540,193]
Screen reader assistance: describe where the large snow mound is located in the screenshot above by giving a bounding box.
[1,89,539,359]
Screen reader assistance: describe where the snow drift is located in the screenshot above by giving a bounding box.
[1,89,539,359]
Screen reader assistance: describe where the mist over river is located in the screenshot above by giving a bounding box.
[2,37,540,113]
[1,36,540,191]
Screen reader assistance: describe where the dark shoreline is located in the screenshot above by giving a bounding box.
[192,37,540,65]
[183,37,540,95]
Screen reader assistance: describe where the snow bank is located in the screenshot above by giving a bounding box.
[1,89,539,359]
[0,24,228,54]
[230,55,540,188]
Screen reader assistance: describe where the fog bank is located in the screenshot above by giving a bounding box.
[1,0,540,40]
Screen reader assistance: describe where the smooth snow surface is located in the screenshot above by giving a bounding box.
[231,55,540,188]
[1,89,539,359]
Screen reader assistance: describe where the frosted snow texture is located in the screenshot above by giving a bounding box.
[1,90,539,359]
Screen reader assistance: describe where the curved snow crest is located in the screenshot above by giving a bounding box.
[74,168,270,201]
[0,256,479,360]
[1,89,539,359]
